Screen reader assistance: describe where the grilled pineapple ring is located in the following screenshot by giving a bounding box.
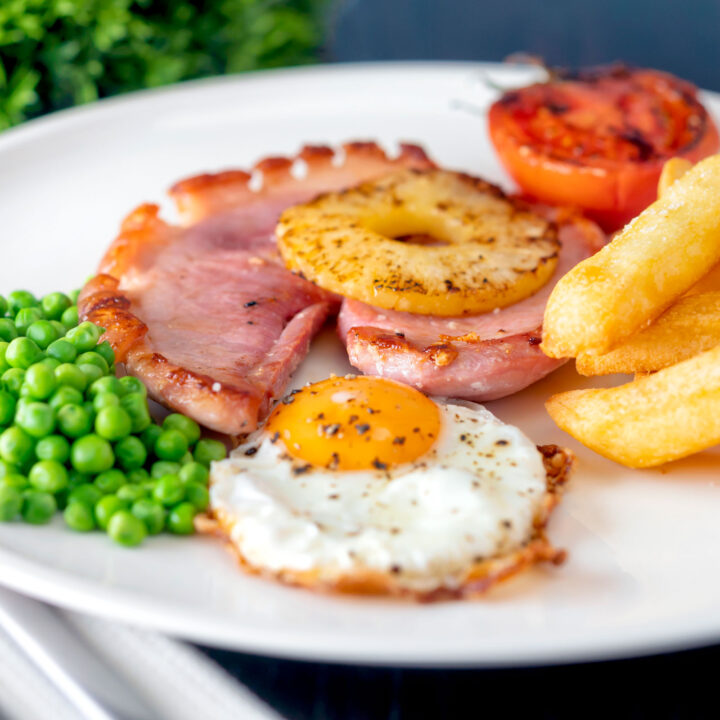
[276,169,560,316]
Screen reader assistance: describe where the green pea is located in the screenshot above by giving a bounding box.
[49,386,84,411]
[65,321,101,352]
[95,406,131,441]
[94,494,127,530]
[25,320,60,349]
[57,404,92,438]
[131,498,165,535]
[0,342,9,375]
[194,438,227,467]
[68,483,103,507]
[0,460,19,478]
[14,396,31,413]
[117,483,146,503]
[0,485,22,521]
[94,341,115,369]
[49,321,67,338]
[0,427,34,466]
[0,295,6,317]
[178,462,209,486]
[39,357,61,372]
[47,339,77,364]
[14,307,45,335]
[107,509,146,547]
[0,320,18,343]
[28,460,68,494]
[23,363,57,400]
[167,502,196,535]
[71,434,114,474]
[18,384,33,399]
[7,290,37,315]
[77,363,103,385]
[63,501,95,532]
[94,469,125,494]
[1,473,27,490]
[140,425,163,454]
[6,337,43,370]
[150,460,181,479]
[120,393,151,433]
[89,376,121,398]
[114,435,147,471]
[69,289,81,304]
[92,396,114,416]
[0,390,16,425]
[41,292,72,321]
[162,414,201,446]
[141,480,157,495]
[179,451,193,465]
[92,392,120,412]
[154,429,188,462]
[126,468,149,485]
[118,375,145,397]
[54,363,87,393]
[16,402,55,438]
[185,482,209,512]
[76,351,108,375]
[60,306,79,330]
[35,435,70,463]
[22,490,56,524]
[153,474,184,506]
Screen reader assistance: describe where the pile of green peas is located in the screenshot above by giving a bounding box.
[0,289,227,546]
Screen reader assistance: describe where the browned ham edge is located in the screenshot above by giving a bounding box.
[80,142,435,435]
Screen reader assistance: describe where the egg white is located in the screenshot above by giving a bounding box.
[209,399,550,594]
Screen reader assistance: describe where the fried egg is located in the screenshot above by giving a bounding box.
[207,376,570,599]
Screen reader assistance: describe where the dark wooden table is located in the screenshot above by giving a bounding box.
[199,2,719,716]
[200,641,719,718]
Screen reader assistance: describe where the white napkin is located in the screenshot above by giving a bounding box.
[65,612,281,720]
[0,626,84,720]
[0,597,282,720]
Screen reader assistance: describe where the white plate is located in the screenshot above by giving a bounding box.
[1,62,719,667]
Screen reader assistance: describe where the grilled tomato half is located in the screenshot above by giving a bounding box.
[488,65,719,230]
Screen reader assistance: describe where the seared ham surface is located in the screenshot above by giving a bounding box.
[338,213,605,400]
[80,143,434,434]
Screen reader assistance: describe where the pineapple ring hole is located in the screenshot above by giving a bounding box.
[363,208,460,247]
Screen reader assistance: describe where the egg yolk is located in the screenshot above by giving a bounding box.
[266,376,441,471]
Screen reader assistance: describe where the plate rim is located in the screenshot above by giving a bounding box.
[3,540,720,667]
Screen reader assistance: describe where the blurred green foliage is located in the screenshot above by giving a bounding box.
[0,0,328,129]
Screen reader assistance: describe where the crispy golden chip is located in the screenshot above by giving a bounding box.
[547,344,720,468]
[685,262,720,295]
[658,157,720,296]
[576,292,720,375]
[658,157,693,197]
[542,154,720,359]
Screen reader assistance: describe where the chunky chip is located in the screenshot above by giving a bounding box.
[546,344,720,468]
[576,292,720,375]
[542,154,720,358]
[657,157,693,197]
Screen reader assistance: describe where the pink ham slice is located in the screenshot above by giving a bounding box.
[338,211,605,401]
[79,142,434,435]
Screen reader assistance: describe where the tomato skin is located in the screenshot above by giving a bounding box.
[488,66,720,231]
